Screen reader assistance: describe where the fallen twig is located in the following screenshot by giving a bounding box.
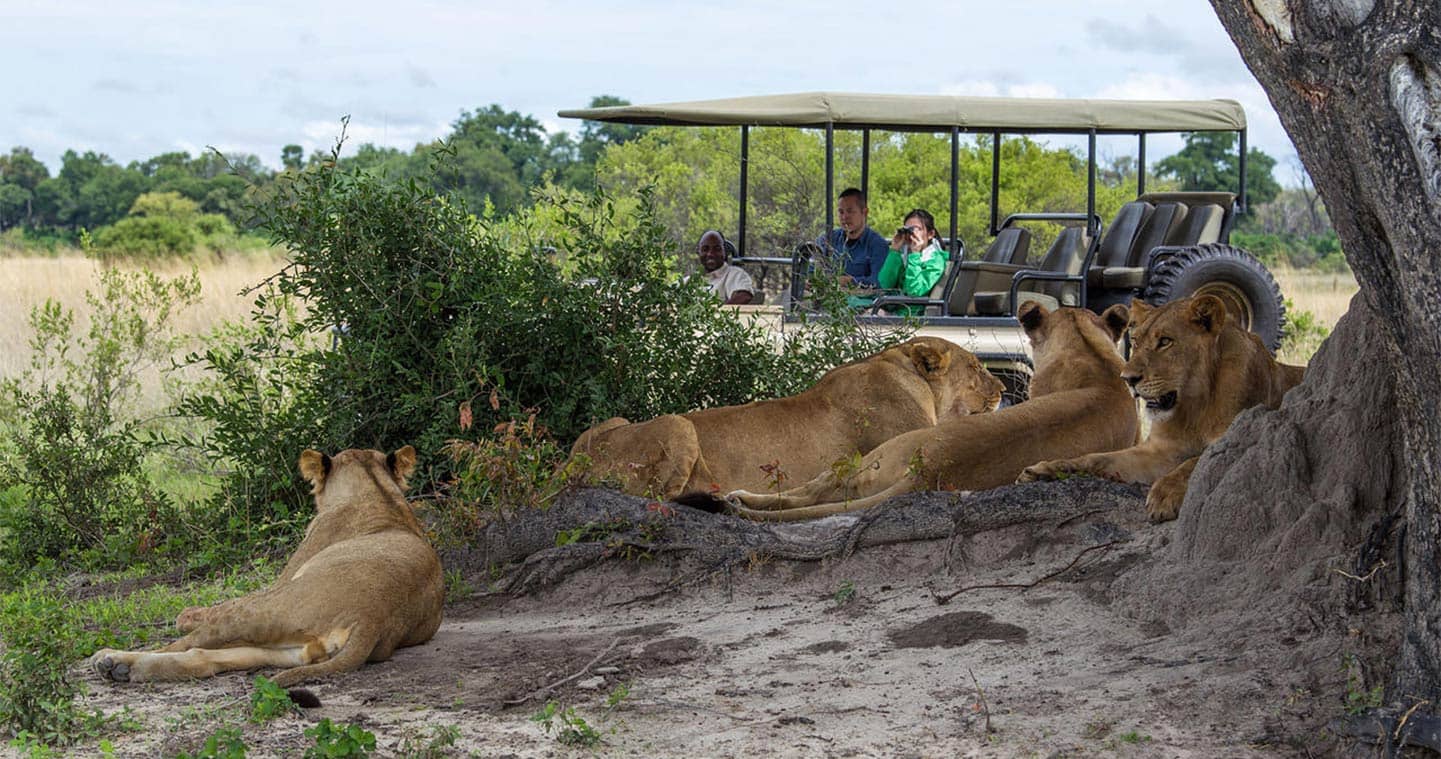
[1332,561,1386,582]
[968,668,992,734]
[932,541,1122,605]
[504,636,622,706]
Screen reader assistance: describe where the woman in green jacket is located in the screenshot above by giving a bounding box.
[854,208,947,315]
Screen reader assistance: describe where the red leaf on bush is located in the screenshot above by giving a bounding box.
[458,401,473,431]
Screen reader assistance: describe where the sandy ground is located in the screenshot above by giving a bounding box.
[56,498,1330,759]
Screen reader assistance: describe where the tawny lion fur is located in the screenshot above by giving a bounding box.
[1019,295,1305,522]
[89,446,443,687]
[569,337,1004,499]
[726,304,1139,520]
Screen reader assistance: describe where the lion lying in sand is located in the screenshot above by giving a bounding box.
[1019,295,1305,522]
[569,337,1004,499]
[721,304,1139,520]
[89,446,444,686]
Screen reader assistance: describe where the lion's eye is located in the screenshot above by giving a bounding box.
[1157,336,1173,349]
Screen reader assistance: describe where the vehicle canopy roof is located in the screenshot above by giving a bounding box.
[558,92,1246,134]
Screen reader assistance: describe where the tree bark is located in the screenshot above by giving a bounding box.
[1209,0,1441,702]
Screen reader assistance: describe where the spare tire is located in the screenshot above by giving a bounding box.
[1142,243,1286,351]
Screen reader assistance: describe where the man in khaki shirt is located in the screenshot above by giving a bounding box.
[697,230,754,305]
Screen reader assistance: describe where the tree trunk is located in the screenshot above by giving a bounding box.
[1207,0,1441,703]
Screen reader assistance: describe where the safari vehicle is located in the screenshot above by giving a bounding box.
[560,93,1284,399]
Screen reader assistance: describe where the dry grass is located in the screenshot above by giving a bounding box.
[1273,266,1358,365]
[1,251,287,410]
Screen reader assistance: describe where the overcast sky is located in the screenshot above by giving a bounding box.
[2,0,1303,183]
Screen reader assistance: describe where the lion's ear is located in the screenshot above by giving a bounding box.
[1187,295,1227,333]
[299,449,331,489]
[1017,301,1048,335]
[1128,299,1152,331]
[386,445,417,486]
[909,342,953,376]
[1100,304,1130,342]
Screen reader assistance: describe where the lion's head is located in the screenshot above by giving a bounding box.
[892,336,1005,419]
[1018,301,1129,397]
[1122,295,1232,421]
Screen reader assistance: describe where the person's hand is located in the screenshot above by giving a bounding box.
[891,229,910,250]
[838,274,856,287]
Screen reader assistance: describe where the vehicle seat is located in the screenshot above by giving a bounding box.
[971,226,1088,315]
[1086,201,1153,286]
[1100,202,1189,289]
[1168,203,1224,246]
[944,227,1032,316]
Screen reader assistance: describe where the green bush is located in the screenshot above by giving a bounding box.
[0,587,108,748]
[183,148,900,523]
[0,267,201,574]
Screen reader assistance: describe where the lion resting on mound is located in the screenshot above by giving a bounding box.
[1019,295,1305,522]
[723,303,1139,520]
[89,446,444,686]
[569,337,1004,500]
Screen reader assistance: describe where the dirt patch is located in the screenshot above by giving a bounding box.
[888,611,1028,649]
[70,494,1352,757]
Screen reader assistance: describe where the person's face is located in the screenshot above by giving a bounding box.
[698,232,726,272]
[837,195,867,238]
[904,215,933,248]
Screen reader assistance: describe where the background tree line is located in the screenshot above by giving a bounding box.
[0,95,1341,271]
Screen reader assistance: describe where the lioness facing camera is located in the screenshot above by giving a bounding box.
[89,446,443,686]
[1019,295,1305,522]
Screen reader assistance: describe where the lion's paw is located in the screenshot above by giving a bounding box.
[1017,460,1072,483]
[1145,477,1185,523]
[90,650,131,682]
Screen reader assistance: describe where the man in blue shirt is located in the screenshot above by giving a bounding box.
[820,187,889,287]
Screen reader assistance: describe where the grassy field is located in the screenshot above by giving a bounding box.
[1273,265,1358,364]
[1,253,1357,389]
[0,251,289,411]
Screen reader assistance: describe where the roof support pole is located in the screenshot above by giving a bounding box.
[825,123,835,248]
[1087,130,1097,237]
[989,131,1001,236]
[950,126,960,256]
[739,125,749,258]
[1137,133,1147,196]
[1238,127,1248,214]
[861,129,870,199]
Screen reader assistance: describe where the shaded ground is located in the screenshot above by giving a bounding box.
[56,482,1358,758]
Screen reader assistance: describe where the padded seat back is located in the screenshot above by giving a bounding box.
[983,227,1032,264]
[1093,201,1154,269]
[1168,203,1225,246]
[1033,227,1089,304]
[1124,202,1189,267]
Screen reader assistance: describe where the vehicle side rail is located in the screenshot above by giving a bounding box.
[997,212,1102,235]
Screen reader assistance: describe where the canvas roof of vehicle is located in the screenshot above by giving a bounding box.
[559,92,1247,133]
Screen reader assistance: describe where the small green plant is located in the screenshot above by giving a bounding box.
[553,517,664,562]
[303,719,376,758]
[397,723,461,759]
[1342,654,1385,716]
[174,727,248,759]
[1115,730,1151,744]
[1279,299,1330,362]
[248,675,298,722]
[443,569,475,605]
[530,701,602,748]
[833,580,857,607]
[605,681,631,711]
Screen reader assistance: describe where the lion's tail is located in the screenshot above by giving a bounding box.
[269,627,379,688]
[672,491,729,514]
